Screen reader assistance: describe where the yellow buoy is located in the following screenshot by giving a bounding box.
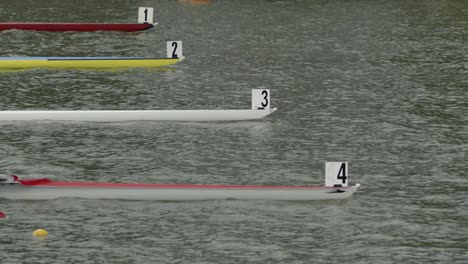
[32,229,49,238]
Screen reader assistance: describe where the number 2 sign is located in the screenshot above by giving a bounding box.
[166,41,183,59]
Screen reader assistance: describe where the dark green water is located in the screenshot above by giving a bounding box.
[0,0,466,263]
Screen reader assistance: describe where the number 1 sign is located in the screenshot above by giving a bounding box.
[138,7,154,24]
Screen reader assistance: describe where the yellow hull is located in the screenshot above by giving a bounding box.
[0,58,181,69]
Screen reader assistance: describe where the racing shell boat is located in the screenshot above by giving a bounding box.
[0,89,276,122]
[0,7,156,32]
[0,41,183,70]
[0,56,181,69]
[0,109,276,122]
[0,22,154,32]
[0,163,360,201]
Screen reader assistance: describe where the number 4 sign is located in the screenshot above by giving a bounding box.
[325,162,348,187]
[252,89,270,110]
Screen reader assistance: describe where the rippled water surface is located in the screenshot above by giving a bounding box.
[1,0,467,263]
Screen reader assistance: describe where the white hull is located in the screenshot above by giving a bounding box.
[0,184,359,201]
[0,109,277,122]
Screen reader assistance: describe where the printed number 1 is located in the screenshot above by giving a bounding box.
[172,42,178,58]
[144,9,148,21]
[337,163,347,184]
[261,90,268,107]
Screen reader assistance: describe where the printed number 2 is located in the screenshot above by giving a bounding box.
[337,163,347,184]
[261,90,269,107]
[172,42,178,58]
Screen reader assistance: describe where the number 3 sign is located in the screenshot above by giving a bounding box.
[252,89,270,110]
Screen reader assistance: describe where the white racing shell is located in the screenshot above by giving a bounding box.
[0,109,277,122]
[0,176,360,201]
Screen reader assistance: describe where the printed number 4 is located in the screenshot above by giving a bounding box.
[337,163,347,184]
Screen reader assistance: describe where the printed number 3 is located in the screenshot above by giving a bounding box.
[172,42,178,58]
[261,90,269,107]
[337,163,347,184]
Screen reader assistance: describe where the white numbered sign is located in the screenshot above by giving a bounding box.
[166,41,183,59]
[138,7,154,24]
[325,162,348,187]
[251,89,270,110]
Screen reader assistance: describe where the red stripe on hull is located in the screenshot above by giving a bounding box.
[0,211,7,219]
[18,178,341,190]
[0,23,154,32]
